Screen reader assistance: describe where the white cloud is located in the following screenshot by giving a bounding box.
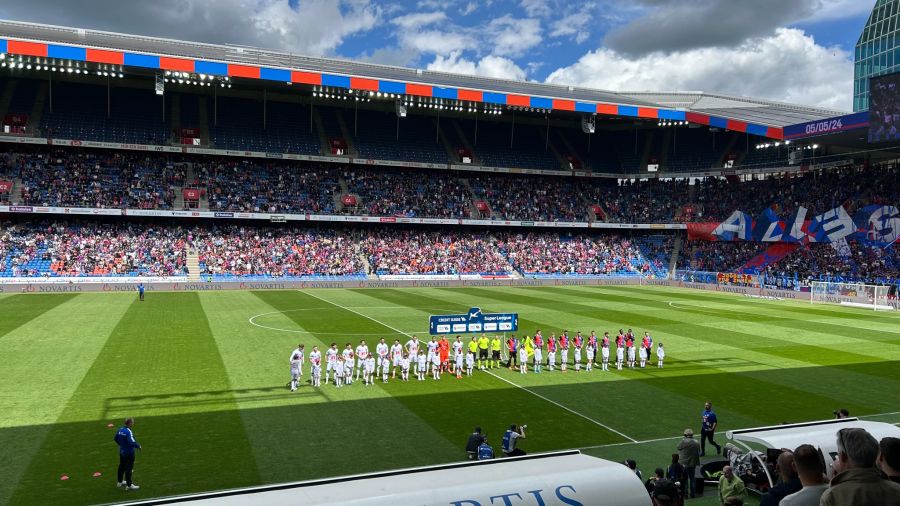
[520,0,551,17]
[0,0,381,57]
[488,16,543,57]
[803,0,875,23]
[461,2,478,15]
[427,51,528,81]
[399,29,475,56]
[392,11,447,29]
[550,4,595,44]
[545,28,853,111]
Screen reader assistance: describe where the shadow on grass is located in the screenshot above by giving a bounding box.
[6,359,899,506]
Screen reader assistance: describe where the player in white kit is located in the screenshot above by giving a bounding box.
[601,333,610,372]
[364,356,376,385]
[289,350,303,392]
[656,343,665,368]
[627,343,636,369]
[585,344,594,371]
[341,344,355,385]
[333,357,344,387]
[375,338,388,376]
[309,346,322,387]
[401,354,411,381]
[533,342,543,374]
[390,339,404,378]
[466,351,475,376]
[518,346,528,374]
[381,355,391,383]
[417,351,427,381]
[426,338,438,373]
[431,351,441,380]
[638,343,647,368]
[616,343,625,370]
[453,337,464,377]
[325,343,338,384]
[355,340,369,381]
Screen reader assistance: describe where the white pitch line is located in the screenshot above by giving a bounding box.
[300,290,639,443]
[481,369,638,443]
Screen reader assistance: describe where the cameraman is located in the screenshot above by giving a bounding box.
[502,424,527,457]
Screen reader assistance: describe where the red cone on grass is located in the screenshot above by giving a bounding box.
[92,472,102,477]
[60,475,69,481]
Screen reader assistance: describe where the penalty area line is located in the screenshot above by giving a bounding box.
[300,289,639,444]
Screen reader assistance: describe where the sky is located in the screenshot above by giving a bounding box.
[0,0,877,111]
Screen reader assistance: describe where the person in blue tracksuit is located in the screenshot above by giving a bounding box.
[137,283,145,301]
[114,417,142,490]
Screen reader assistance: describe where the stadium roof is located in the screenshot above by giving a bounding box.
[0,19,843,138]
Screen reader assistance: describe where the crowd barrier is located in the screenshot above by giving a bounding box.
[0,277,644,293]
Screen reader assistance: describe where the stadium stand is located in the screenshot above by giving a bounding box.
[0,220,187,277]
[40,83,168,145]
[343,168,469,218]
[205,159,338,214]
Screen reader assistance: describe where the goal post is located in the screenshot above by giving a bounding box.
[810,281,893,311]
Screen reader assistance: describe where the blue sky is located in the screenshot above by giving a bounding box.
[0,0,878,110]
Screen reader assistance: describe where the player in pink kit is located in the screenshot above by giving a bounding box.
[573,332,583,372]
[600,332,611,371]
[559,331,570,372]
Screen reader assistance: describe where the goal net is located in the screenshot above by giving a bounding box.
[810,281,893,311]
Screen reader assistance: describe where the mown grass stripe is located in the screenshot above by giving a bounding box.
[8,293,261,506]
[0,293,79,339]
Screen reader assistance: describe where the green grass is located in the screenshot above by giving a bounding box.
[2,285,900,505]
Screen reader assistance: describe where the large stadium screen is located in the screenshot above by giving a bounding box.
[869,72,900,143]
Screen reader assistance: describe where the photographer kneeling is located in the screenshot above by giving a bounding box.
[502,424,527,457]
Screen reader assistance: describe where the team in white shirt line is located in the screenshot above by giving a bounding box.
[288,330,667,390]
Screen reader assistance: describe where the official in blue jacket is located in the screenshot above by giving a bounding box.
[114,417,142,490]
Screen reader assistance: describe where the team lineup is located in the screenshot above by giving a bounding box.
[288,330,666,389]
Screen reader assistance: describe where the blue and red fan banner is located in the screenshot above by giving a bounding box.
[687,204,900,245]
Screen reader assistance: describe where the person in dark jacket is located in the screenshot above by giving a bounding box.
[760,450,801,506]
[114,417,142,490]
[465,426,484,460]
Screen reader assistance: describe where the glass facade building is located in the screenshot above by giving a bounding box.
[855,0,900,111]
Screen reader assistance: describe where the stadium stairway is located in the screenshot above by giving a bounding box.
[173,187,185,210]
[26,82,48,134]
[436,119,459,162]
[197,97,210,145]
[668,236,683,278]
[170,94,181,136]
[312,108,330,156]
[187,250,201,281]
[0,80,16,120]
[335,110,359,157]
[451,120,479,164]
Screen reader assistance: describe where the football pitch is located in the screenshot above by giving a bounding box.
[2,285,900,505]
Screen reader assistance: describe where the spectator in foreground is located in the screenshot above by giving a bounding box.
[879,437,900,484]
[759,450,801,505]
[649,478,680,506]
[834,408,850,419]
[780,444,828,506]
[820,428,900,505]
[717,465,747,505]
[666,453,685,489]
[465,426,484,460]
[677,428,700,498]
[624,459,642,481]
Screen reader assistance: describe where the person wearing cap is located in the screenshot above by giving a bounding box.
[880,437,900,484]
[465,426,484,460]
[677,428,700,498]
[650,479,680,506]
